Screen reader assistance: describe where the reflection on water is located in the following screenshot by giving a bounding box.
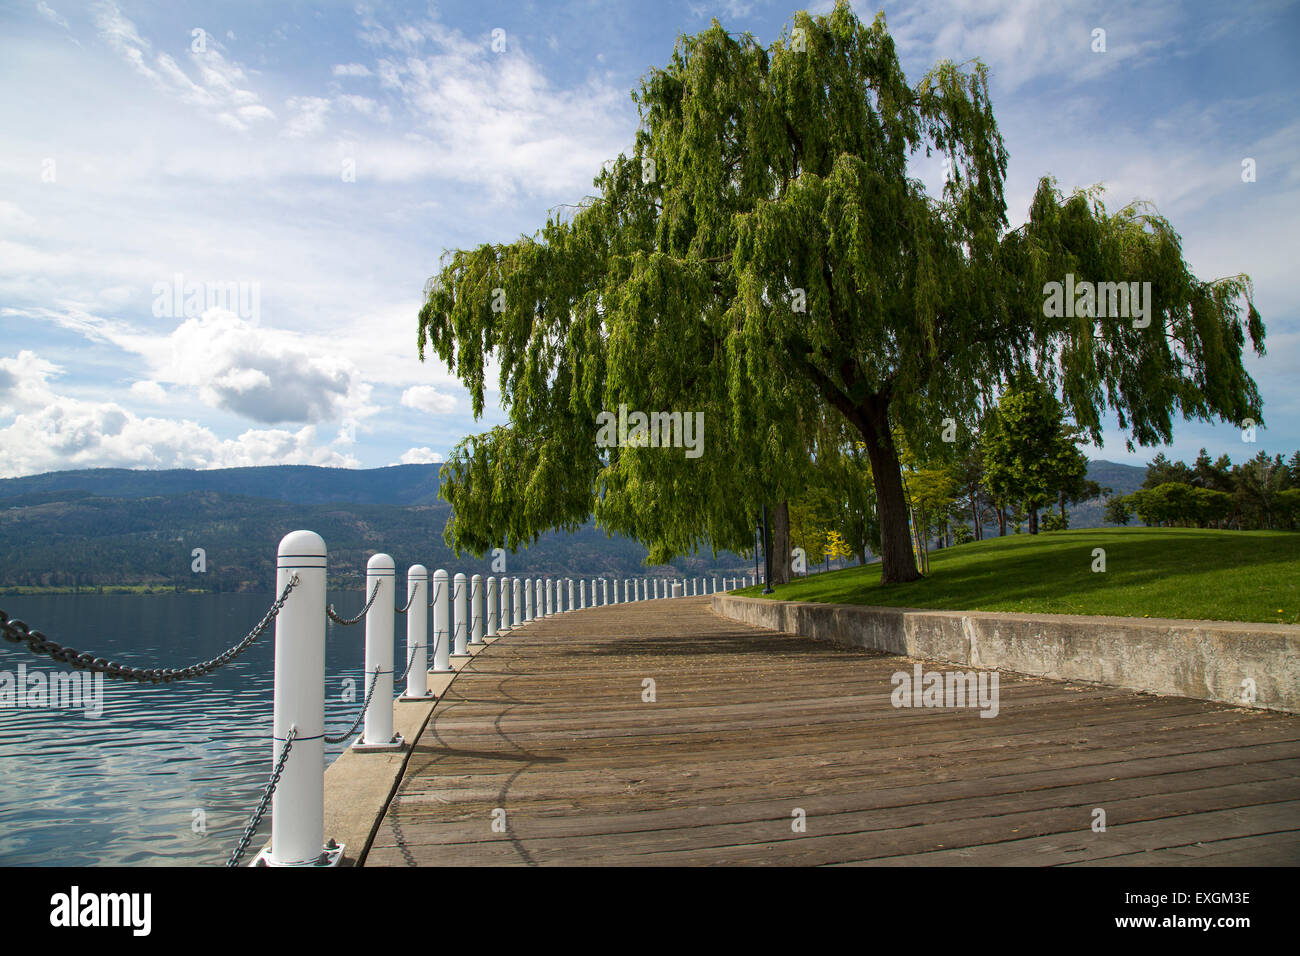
[0,591,411,866]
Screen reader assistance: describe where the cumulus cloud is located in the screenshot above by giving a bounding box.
[396,446,444,464]
[152,310,375,425]
[400,385,456,414]
[128,380,167,402]
[0,350,359,477]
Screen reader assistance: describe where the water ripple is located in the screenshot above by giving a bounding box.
[0,592,412,866]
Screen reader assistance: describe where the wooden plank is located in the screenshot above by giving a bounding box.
[366,598,1300,866]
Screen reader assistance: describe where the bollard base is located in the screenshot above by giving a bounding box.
[351,733,405,752]
[398,691,435,702]
[252,841,345,867]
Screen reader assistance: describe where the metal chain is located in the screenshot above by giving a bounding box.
[393,639,421,684]
[0,575,298,684]
[327,581,380,626]
[394,588,417,615]
[324,667,381,744]
[226,726,297,867]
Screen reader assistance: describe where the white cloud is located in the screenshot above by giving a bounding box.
[150,310,375,425]
[333,62,372,77]
[400,385,456,414]
[93,1,272,132]
[128,379,166,402]
[284,95,332,136]
[0,350,360,476]
[36,2,70,31]
[334,9,634,196]
[396,446,444,464]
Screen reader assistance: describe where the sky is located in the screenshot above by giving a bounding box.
[1,0,1297,479]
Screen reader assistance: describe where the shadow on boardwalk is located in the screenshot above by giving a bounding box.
[367,596,1300,866]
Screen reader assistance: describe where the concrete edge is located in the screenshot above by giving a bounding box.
[256,624,535,866]
[711,594,1299,714]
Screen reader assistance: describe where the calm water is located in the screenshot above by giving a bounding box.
[0,591,414,866]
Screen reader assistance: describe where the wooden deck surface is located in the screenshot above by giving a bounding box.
[367,596,1300,866]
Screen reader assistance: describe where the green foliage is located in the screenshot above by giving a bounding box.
[417,1,1265,586]
[1119,448,1298,530]
[1041,509,1068,532]
[1104,495,1133,526]
[981,369,1087,530]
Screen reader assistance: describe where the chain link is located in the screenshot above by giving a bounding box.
[324,667,381,744]
[226,726,296,867]
[394,588,417,615]
[393,639,420,684]
[0,575,298,684]
[327,581,380,626]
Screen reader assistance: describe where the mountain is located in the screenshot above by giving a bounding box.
[0,459,1150,592]
[1070,459,1148,529]
[0,466,753,592]
[0,463,444,506]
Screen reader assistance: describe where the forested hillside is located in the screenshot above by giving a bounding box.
[0,466,754,591]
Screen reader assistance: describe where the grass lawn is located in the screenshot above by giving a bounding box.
[734,527,1300,625]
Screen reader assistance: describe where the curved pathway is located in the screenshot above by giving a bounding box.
[367,596,1300,866]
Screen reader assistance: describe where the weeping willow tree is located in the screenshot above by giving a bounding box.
[418,1,1264,583]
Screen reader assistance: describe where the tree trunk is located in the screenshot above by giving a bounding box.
[770,500,792,584]
[1028,507,1039,535]
[998,503,1007,536]
[851,392,922,584]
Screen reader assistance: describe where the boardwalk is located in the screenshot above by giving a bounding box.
[367,597,1300,866]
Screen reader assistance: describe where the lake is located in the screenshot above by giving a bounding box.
[0,590,416,866]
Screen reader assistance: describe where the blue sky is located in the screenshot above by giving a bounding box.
[1,0,1297,478]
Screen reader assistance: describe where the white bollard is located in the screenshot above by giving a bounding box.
[672,580,683,598]
[401,565,432,700]
[602,579,609,605]
[545,578,552,616]
[580,579,587,609]
[498,576,508,631]
[486,576,498,638]
[432,570,451,671]
[358,552,402,751]
[525,579,533,621]
[453,572,468,656]
[513,577,522,626]
[470,574,484,645]
[536,579,543,619]
[568,578,574,612]
[263,530,340,866]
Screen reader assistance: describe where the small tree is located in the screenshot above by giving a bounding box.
[981,370,1087,534]
[1104,495,1133,526]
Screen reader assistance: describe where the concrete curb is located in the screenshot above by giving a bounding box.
[711,594,1299,714]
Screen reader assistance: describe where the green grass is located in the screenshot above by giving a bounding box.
[735,528,1300,625]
